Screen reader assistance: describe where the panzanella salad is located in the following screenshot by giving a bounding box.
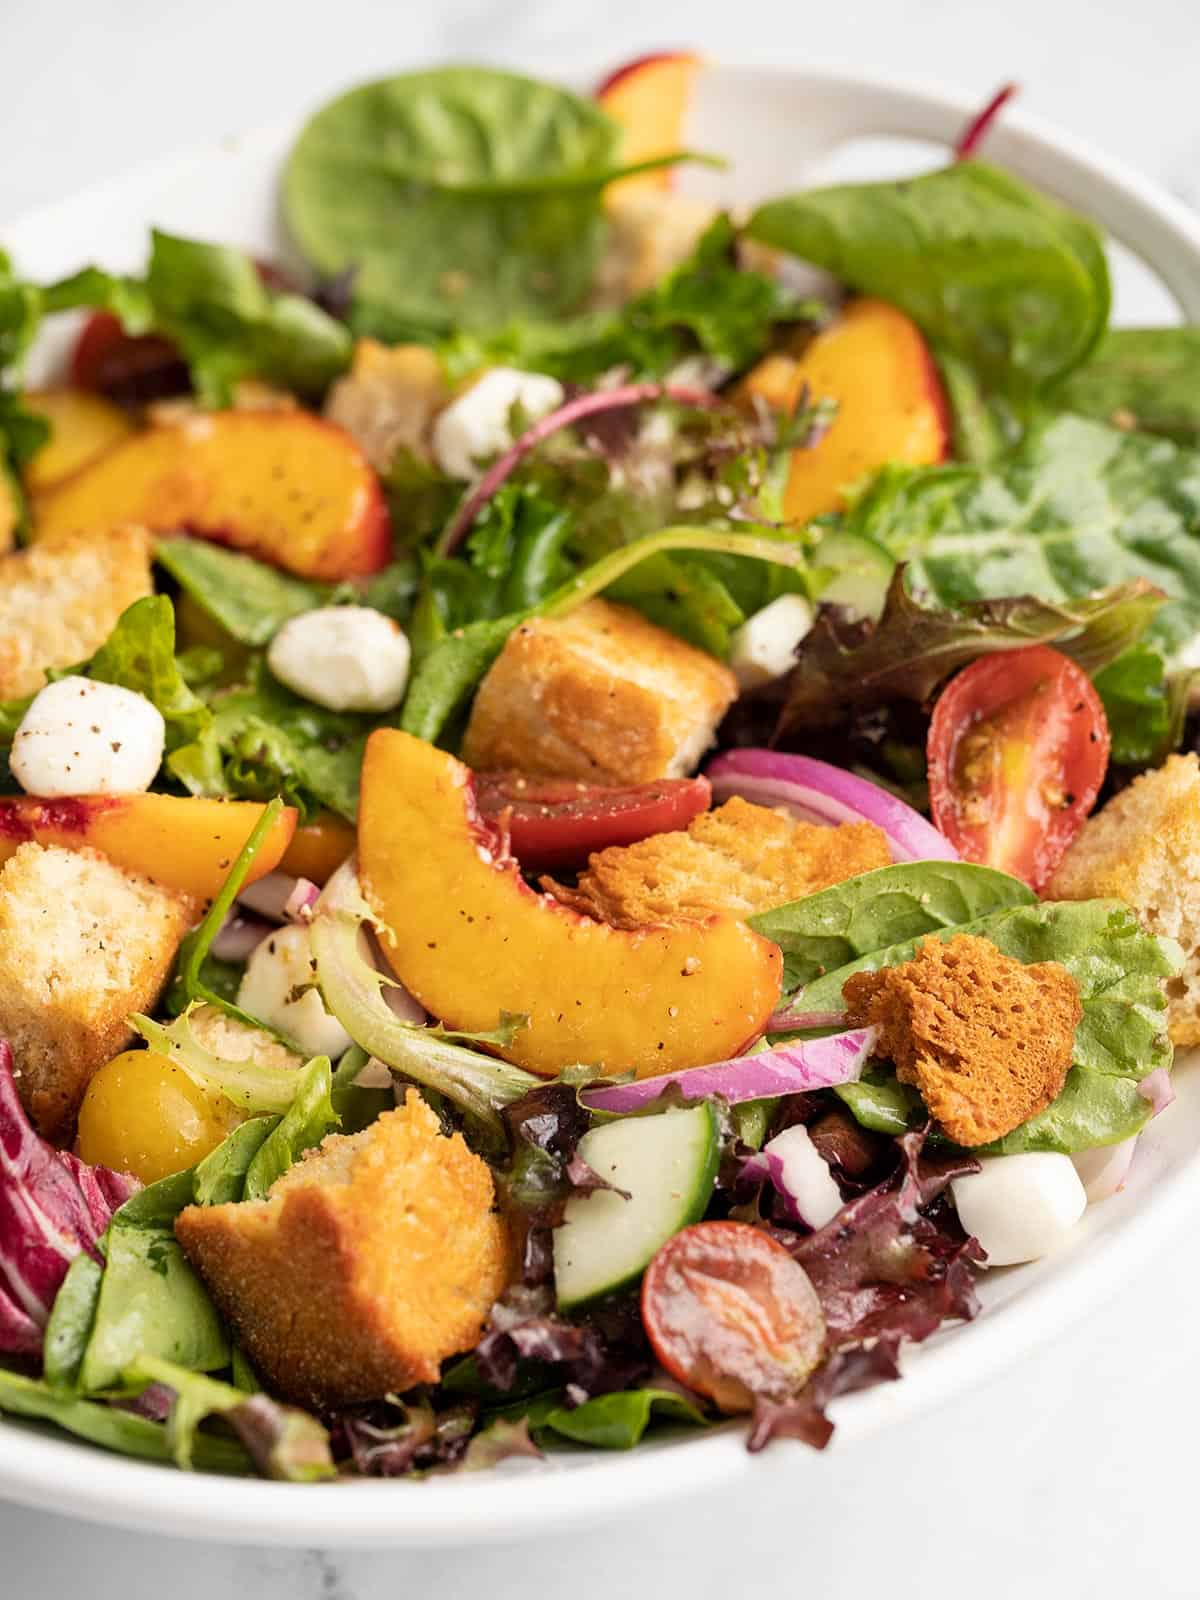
[0,57,1196,1481]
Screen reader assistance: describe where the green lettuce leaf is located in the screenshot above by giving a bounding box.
[86,594,211,750]
[745,161,1110,397]
[156,538,330,647]
[1092,643,1194,769]
[44,230,352,407]
[1056,326,1200,445]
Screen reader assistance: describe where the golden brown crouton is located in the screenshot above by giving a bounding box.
[591,189,720,304]
[0,526,153,700]
[842,933,1081,1147]
[186,1004,302,1072]
[324,339,449,472]
[0,842,193,1137]
[463,599,737,786]
[1049,753,1200,1045]
[175,1097,510,1407]
[547,796,890,928]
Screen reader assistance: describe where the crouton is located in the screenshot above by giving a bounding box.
[175,1096,511,1407]
[186,1004,302,1073]
[463,599,737,786]
[0,526,153,700]
[0,842,193,1137]
[547,795,890,928]
[842,933,1081,1147]
[324,339,449,473]
[591,189,720,304]
[1048,753,1200,1045]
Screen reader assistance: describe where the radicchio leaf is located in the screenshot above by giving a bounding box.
[0,1042,140,1355]
[340,1396,478,1477]
[746,1338,904,1452]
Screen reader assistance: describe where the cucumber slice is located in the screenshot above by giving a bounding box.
[810,530,894,619]
[553,1103,720,1312]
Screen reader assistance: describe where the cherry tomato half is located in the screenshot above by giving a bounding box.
[70,311,189,405]
[640,1221,826,1412]
[927,644,1110,892]
[474,773,711,871]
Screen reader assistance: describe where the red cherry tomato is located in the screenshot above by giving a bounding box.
[927,645,1110,892]
[70,311,188,405]
[474,773,711,871]
[640,1221,826,1412]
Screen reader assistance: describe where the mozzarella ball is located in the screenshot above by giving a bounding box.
[431,367,565,479]
[728,594,815,689]
[951,1153,1087,1267]
[237,923,352,1061]
[267,607,411,713]
[10,676,165,797]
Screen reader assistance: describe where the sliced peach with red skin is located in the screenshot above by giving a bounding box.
[739,298,950,526]
[21,389,135,492]
[358,729,782,1079]
[596,52,702,200]
[0,793,296,902]
[33,410,390,581]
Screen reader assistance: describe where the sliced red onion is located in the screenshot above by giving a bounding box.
[210,911,274,963]
[765,1009,847,1035]
[1137,1068,1175,1117]
[440,382,720,556]
[707,748,958,864]
[1071,1137,1138,1203]
[580,1027,876,1115]
[382,979,426,1027]
[954,82,1019,161]
[742,1124,844,1229]
[238,871,320,924]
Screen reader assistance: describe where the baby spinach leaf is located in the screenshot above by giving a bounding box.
[191,1117,278,1206]
[1056,326,1200,445]
[779,567,1160,735]
[41,1252,104,1392]
[749,861,1035,996]
[791,899,1180,1154]
[242,1057,338,1200]
[285,67,704,338]
[156,538,330,647]
[0,1367,248,1473]
[746,160,1110,397]
[45,231,353,407]
[86,594,212,750]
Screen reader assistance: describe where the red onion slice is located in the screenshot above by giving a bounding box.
[1071,1137,1138,1203]
[765,1009,847,1035]
[580,1027,876,1115]
[210,911,274,963]
[707,748,958,864]
[238,872,320,924]
[1137,1068,1175,1116]
[439,382,720,556]
[741,1124,844,1229]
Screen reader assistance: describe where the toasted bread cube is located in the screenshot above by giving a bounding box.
[843,933,1082,1147]
[1049,753,1200,1044]
[175,1096,511,1407]
[0,842,193,1137]
[463,599,737,785]
[592,190,720,304]
[0,526,154,701]
[324,339,449,472]
[547,796,890,928]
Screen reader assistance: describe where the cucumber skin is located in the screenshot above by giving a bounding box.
[554,1102,721,1314]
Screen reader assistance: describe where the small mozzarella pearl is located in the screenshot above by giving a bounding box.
[10,676,165,797]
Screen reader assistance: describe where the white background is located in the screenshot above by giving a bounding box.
[4,1,1200,1594]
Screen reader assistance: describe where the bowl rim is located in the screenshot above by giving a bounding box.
[3,57,1200,1548]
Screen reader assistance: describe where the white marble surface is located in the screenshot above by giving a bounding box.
[5,0,1200,1592]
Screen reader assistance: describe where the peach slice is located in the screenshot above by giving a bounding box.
[33,410,390,580]
[279,811,356,885]
[597,52,702,201]
[21,389,135,492]
[358,729,782,1079]
[740,298,950,526]
[0,793,296,902]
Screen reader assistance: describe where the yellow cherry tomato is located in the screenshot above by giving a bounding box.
[77,1050,245,1184]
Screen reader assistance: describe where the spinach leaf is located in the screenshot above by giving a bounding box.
[746,161,1110,397]
[0,1368,248,1473]
[850,415,1200,663]
[156,538,330,647]
[124,1353,334,1479]
[835,1072,925,1136]
[779,567,1160,735]
[86,595,211,750]
[1056,327,1200,445]
[749,861,1035,996]
[242,1057,339,1200]
[789,899,1180,1154]
[191,1117,278,1205]
[284,67,705,339]
[170,661,372,822]
[45,230,352,407]
[41,1252,104,1392]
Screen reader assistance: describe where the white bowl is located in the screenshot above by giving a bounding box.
[3,60,1200,1549]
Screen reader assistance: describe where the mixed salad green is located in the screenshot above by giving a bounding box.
[0,60,1195,1481]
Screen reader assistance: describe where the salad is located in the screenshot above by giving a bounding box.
[0,56,1195,1483]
